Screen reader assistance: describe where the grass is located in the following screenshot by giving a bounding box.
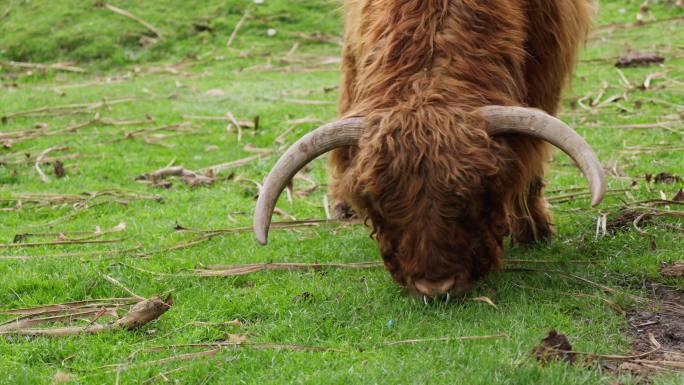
[0,0,340,69]
[1,0,683,384]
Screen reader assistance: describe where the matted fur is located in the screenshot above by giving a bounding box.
[330,0,594,295]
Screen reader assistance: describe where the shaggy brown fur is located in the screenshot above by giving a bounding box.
[330,0,594,296]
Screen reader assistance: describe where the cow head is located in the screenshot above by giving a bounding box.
[253,106,605,299]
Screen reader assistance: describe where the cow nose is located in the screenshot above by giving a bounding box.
[414,278,456,297]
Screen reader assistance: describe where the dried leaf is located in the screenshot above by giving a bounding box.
[531,330,576,364]
[659,262,684,278]
[673,189,684,202]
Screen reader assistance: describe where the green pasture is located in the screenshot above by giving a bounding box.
[0,1,683,384]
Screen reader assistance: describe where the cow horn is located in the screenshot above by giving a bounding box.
[253,118,365,245]
[478,105,605,207]
[254,107,606,245]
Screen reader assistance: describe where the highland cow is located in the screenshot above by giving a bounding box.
[254,0,605,300]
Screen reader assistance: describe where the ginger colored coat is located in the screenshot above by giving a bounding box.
[329,0,594,296]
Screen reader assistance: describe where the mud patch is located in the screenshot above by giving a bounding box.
[588,283,684,376]
[602,283,684,376]
[627,285,684,357]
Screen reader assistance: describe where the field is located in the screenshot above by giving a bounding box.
[1,1,683,384]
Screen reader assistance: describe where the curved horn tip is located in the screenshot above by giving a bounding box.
[254,228,269,245]
[591,195,603,208]
[479,105,607,209]
[591,186,606,207]
[255,235,268,246]
[250,117,365,247]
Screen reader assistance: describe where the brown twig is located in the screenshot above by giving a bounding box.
[0,297,140,318]
[1,97,137,121]
[227,11,249,47]
[514,284,625,316]
[0,238,124,249]
[198,154,267,175]
[630,359,684,369]
[286,31,343,46]
[192,262,383,277]
[604,199,684,210]
[182,114,255,128]
[97,2,163,39]
[1,60,85,73]
[547,188,629,204]
[0,115,150,148]
[1,152,79,167]
[127,257,574,278]
[225,112,243,142]
[0,245,143,261]
[504,259,596,265]
[259,96,335,105]
[130,236,213,259]
[136,154,267,188]
[608,122,678,130]
[2,190,162,211]
[174,219,361,236]
[11,222,126,244]
[621,145,684,154]
[384,333,509,346]
[101,275,145,301]
[503,267,648,303]
[112,122,195,143]
[190,320,241,328]
[591,15,684,36]
[140,339,341,355]
[0,297,137,316]
[0,308,118,333]
[35,146,68,183]
[0,294,172,337]
[106,338,334,373]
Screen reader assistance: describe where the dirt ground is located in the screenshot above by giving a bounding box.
[603,283,684,379]
[628,285,684,359]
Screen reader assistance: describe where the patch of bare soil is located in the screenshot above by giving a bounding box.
[610,284,684,376]
[628,285,684,355]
